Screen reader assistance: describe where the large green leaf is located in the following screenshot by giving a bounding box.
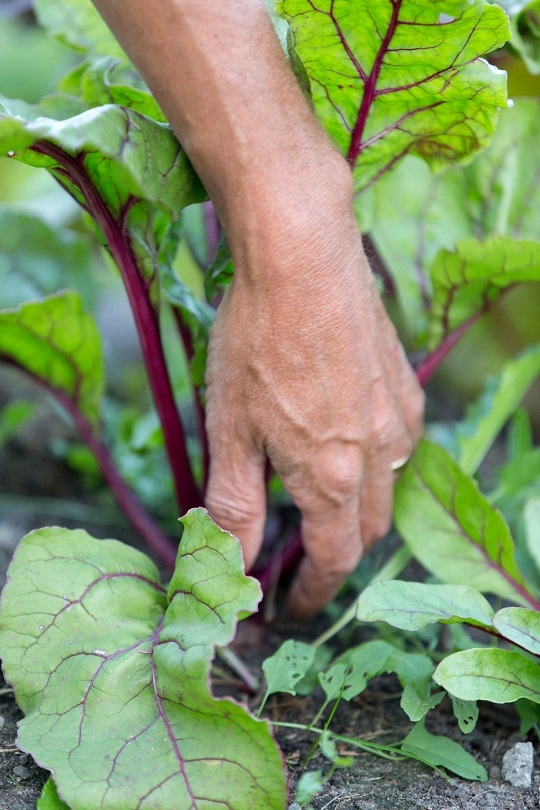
[0,509,287,809]
[455,344,540,475]
[434,648,540,704]
[278,0,509,197]
[428,238,540,349]
[34,0,126,59]
[370,99,540,343]
[355,581,494,630]
[395,439,530,605]
[0,292,103,429]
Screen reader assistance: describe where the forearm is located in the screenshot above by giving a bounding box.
[91,0,349,258]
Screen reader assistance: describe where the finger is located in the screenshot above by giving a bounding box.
[359,444,399,550]
[287,498,362,619]
[205,442,267,571]
[397,343,425,446]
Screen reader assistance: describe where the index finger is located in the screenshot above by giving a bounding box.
[287,499,363,619]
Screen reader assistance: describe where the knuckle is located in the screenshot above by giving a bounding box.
[317,445,362,504]
[205,490,260,530]
[370,413,402,453]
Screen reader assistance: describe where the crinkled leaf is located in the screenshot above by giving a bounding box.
[0,509,287,809]
[395,439,528,604]
[525,498,540,574]
[451,697,479,734]
[278,0,509,197]
[371,99,540,343]
[34,0,126,59]
[37,778,70,810]
[356,581,494,631]
[319,733,354,768]
[0,292,103,429]
[428,238,540,350]
[434,648,540,704]
[262,639,316,700]
[455,345,540,475]
[0,208,94,309]
[493,607,540,655]
[77,58,167,122]
[401,721,487,781]
[204,236,233,302]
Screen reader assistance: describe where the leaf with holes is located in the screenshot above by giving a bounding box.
[0,509,287,809]
[434,648,540,704]
[278,0,509,196]
[451,697,479,734]
[0,292,103,430]
[395,439,532,605]
[428,238,540,350]
[261,640,317,704]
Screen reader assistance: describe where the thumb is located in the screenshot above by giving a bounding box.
[204,441,267,572]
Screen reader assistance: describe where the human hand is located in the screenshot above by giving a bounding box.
[204,164,424,619]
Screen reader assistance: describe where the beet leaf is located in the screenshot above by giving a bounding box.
[0,509,287,809]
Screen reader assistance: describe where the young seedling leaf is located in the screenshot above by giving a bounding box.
[294,770,324,806]
[428,239,540,350]
[294,644,334,696]
[395,439,532,606]
[278,0,509,196]
[515,698,540,735]
[493,607,540,655]
[332,640,395,701]
[386,648,442,723]
[451,697,479,734]
[455,345,540,475]
[401,722,487,781]
[434,648,540,704]
[319,732,354,768]
[262,639,317,700]
[37,778,70,810]
[0,292,104,430]
[356,580,494,631]
[0,509,287,809]
[34,0,127,59]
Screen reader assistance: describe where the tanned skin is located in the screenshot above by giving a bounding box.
[91,0,425,618]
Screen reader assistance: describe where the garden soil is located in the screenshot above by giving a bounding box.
[0,387,538,809]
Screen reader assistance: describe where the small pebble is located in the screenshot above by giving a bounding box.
[0,715,5,731]
[288,805,302,810]
[13,765,31,780]
[502,741,534,788]
[17,754,29,765]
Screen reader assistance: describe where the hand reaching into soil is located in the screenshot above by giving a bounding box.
[91,0,425,616]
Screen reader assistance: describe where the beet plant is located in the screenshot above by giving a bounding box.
[0,0,540,807]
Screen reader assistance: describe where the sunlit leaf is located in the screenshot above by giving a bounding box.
[395,439,529,604]
[434,648,540,704]
[34,0,126,59]
[278,0,509,197]
[0,292,103,429]
[428,238,540,350]
[0,509,287,809]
